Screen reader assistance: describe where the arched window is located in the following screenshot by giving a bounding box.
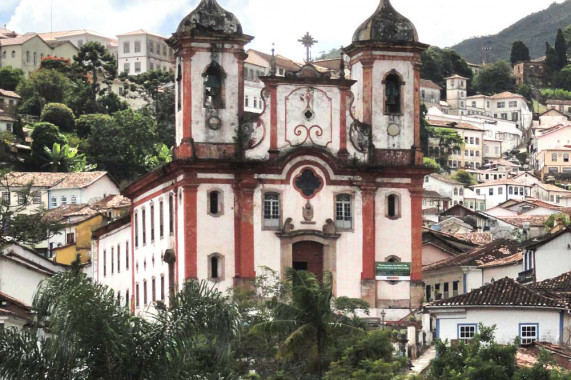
[454,188,458,196]
[509,186,513,195]
[565,154,569,163]
[335,194,353,230]
[263,192,280,229]
[386,194,401,219]
[384,73,401,114]
[11,50,15,58]
[208,190,223,216]
[203,62,225,109]
[176,63,182,111]
[459,188,464,196]
[26,51,30,62]
[33,52,37,65]
[208,253,224,281]
[552,153,558,162]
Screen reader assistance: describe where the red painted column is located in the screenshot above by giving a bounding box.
[269,85,278,158]
[413,62,423,165]
[235,51,247,118]
[339,88,349,157]
[410,187,423,281]
[177,48,195,159]
[361,58,374,126]
[234,177,257,282]
[183,184,198,280]
[361,185,376,280]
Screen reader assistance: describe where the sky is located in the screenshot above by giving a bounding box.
[0,0,566,62]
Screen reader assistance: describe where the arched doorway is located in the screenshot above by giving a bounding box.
[292,241,324,278]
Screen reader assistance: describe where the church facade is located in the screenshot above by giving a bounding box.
[121,0,429,319]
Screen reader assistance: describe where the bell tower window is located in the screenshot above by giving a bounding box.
[203,62,225,109]
[384,73,402,115]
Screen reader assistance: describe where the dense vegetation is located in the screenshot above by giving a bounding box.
[452,1,571,63]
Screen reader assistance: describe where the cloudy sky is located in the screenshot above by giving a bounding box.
[0,0,565,61]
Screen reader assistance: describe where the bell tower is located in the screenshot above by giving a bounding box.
[168,0,254,160]
[344,0,428,165]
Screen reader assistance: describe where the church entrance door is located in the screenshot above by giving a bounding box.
[292,241,324,278]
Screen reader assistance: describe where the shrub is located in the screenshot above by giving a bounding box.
[40,103,76,132]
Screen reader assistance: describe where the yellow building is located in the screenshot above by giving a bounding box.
[535,149,571,180]
[53,214,105,265]
[427,119,485,169]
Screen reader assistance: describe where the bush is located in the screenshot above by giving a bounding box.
[452,169,476,186]
[28,122,67,170]
[40,103,76,132]
[423,157,442,173]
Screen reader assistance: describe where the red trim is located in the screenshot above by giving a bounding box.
[184,185,198,280]
[410,186,423,281]
[236,53,245,118]
[270,85,278,155]
[130,208,135,314]
[292,167,325,199]
[413,67,423,165]
[234,178,256,280]
[339,89,348,153]
[362,60,374,126]
[179,50,193,159]
[361,186,376,280]
[174,188,179,288]
[133,185,177,208]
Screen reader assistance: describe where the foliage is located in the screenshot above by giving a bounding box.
[554,65,571,91]
[252,269,365,378]
[511,41,531,65]
[544,213,571,230]
[42,142,96,173]
[16,69,73,116]
[40,102,76,132]
[555,28,569,71]
[541,88,571,100]
[39,56,72,73]
[473,60,516,95]
[452,170,477,186]
[144,143,173,169]
[420,104,430,156]
[0,66,24,91]
[546,42,561,73]
[75,113,113,138]
[420,47,473,90]
[451,1,571,63]
[423,157,442,172]
[0,270,240,380]
[426,127,464,168]
[85,109,159,183]
[430,324,518,380]
[28,122,68,170]
[97,91,129,114]
[317,48,342,60]
[517,84,533,101]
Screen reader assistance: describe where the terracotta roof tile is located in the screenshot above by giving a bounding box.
[92,194,131,210]
[537,183,571,193]
[445,74,468,80]
[423,239,523,271]
[547,100,571,106]
[478,252,523,268]
[427,118,483,131]
[490,91,526,100]
[423,190,450,200]
[0,89,20,99]
[497,215,552,228]
[427,277,566,309]
[430,173,462,185]
[4,172,69,187]
[528,271,571,292]
[452,232,494,245]
[48,172,108,189]
[420,79,441,90]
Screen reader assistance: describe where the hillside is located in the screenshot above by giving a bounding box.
[451,0,571,64]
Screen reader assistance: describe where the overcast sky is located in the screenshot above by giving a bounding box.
[0,0,566,61]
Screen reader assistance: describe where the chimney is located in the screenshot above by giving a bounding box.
[551,220,566,234]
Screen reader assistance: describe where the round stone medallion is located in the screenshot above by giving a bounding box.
[387,123,401,137]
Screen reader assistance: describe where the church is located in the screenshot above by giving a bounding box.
[117,0,429,320]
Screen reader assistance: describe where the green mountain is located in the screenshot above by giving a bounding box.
[451,0,571,64]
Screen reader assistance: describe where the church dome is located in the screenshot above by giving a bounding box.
[176,0,243,36]
[352,0,418,44]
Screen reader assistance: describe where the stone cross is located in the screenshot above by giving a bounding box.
[298,32,318,62]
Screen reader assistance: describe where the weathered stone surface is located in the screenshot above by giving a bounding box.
[176,0,243,36]
[353,0,418,44]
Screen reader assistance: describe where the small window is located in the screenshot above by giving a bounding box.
[552,153,558,162]
[159,201,164,239]
[125,290,130,308]
[520,324,538,345]
[509,186,513,195]
[142,209,147,245]
[169,194,174,234]
[263,192,280,228]
[103,250,107,277]
[565,154,569,163]
[135,62,141,73]
[335,194,353,230]
[458,324,477,343]
[125,241,129,270]
[489,188,494,196]
[208,190,223,217]
[71,195,77,204]
[51,196,57,208]
[454,188,458,196]
[459,188,464,196]
[498,187,503,195]
[384,73,401,114]
[150,204,155,242]
[123,41,130,53]
[26,51,30,62]
[136,283,140,307]
[143,280,148,306]
[134,212,139,247]
[386,194,401,219]
[32,192,41,204]
[204,62,225,109]
[208,253,224,281]
[152,278,156,302]
[117,245,121,274]
[61,196,67,205]
[160,275,165,300]
[134,40,141,53]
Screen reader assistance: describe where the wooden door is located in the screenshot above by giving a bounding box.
[292,241,324,278]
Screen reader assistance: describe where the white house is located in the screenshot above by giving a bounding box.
[467,92,532,129]
[533,183,571,205]
[117,29,174,75]
[424,174,465,207]
[39,29,116,51]
[427,277,568,346]
[420,79,441,110]
[445,74,468,116]
[521,227,571,283]
[471,179,532,209]
[46,172,120,209]
[533,124,571,155]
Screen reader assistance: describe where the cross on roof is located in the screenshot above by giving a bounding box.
[298,32,318,62]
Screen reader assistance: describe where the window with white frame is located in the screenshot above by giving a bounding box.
[208,190,223,217]
[497,102,505,108]
[135,62,141,73]
[520,324,538,345]
[263,192,280,228]
[123,63,130,74]
[335,194,352,229]
[458,324,477,343]
[134,41,141,53]
[523,250,534,272]
[509,101,518,108]
[61,196,67,205]
[32,192,41,204]
[123,42,130,53]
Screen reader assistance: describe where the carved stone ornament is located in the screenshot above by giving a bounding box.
[387,123,401,137]
[352,0,418,44]
[349,121,371,153]
[302,200,314,223]
[294,168,323,199]
[176,0,243,36]
[207,115,222,130]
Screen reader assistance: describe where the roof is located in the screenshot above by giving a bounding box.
[539,108,570,119]
[453,232,494,245]
[0,109,16,122]
[478,251,523,268]
[0,33,38,46]
[536,183,571,194]
[4,172,69,187]
[472,179,530,188]
[528,271,571,293]
[522,228,571,250]
[43,204,99,223]
[429,173,462,185]
[497,215,552,228]
[352,0,419,44]
[427,277,566,309]
[117,29,168,39]
[312,58,342,71]
[0,89,20,99]
[445,74,468,80]
[490,92,526,100]
[423,190,450,200]
[91,213,131,239]
[491,158,521,167]
[546,100,571,106]
[423,239,523,272]
[0,291,31,311]
[91,194,131,210]
[248,49,300,72]
[427,118,483,131]
[48,171,109,189]
[420,79,441,90]
[174,0,244,37]
[423,228,479,255]
[38,29,114,41]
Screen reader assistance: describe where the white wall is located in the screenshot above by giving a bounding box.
[535,233,571,282]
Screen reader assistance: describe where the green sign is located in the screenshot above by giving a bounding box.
[375,262,411,281]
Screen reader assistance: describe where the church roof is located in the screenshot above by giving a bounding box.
[176,0,244,37]
[352,0,418,45]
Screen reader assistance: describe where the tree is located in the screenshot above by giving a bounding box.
[546,42,561,72]
[427,127,464,168]
[516,83,532,100]
[16,69,72,116]
[252,269,364,378]
[0,270,240,379]
[555,28,568,71]
[97,91,129,114]
[42,143,96,173]
[544,213,571,230]
[554,65,571,91]
[0,66,24,91]
[40,103,76,132]
[452,169,477,186]
[75,113,113,138]
[510,41,530,65]
[423,157,442,173]
[317,48,342,60]
[420,47,474,90]
[39,56,72,74]
[473,60,516,95]
[28,122,68,170]
[86,109,159,183]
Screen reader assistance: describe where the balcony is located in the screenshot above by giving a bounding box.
[517,269,535,284]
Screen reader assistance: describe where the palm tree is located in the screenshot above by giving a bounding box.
[0,269,240,380]
[252,269,365,378]
[43,142,97,172]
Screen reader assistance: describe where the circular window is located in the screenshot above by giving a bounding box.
[294,168,323,199]
[387,124,400,137]
[207,116,222,130]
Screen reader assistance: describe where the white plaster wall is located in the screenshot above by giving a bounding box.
[175,56,183,147]
[82,176,120,204]
[350,61,363,122]
[436,308,562,345]
[0,257,49,306]
[49,189,81,208]
[482,264,521,284]
[191,49,241,145]
[94,223,132,308]
[371,57,415,150]
[535,233,571,282]
[465,268,483,292]
[537,127,571,152]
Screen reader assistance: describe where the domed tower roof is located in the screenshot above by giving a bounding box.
[176,0,244,37]
[352,0,418,45]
